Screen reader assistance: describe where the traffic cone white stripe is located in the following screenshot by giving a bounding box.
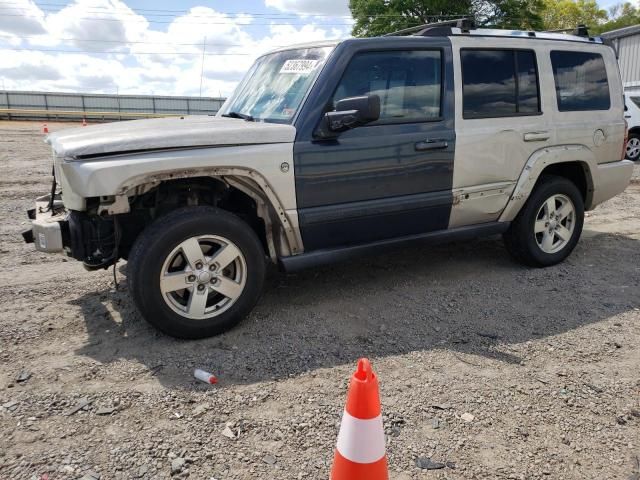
[335,410,385,464]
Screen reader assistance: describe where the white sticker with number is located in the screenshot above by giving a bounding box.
[279,59,319,74]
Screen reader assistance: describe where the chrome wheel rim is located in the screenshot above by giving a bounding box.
[627,137,640,160]
[534,194,576,254]
[160,235,246,320]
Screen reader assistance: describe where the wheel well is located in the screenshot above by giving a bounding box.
[629,126,640,136]
[117,176,270,259]
[538,162,591,203]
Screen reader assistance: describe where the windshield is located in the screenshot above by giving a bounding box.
[219,46,334,123]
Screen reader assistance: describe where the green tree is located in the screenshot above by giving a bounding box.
[348,0,544,37]
[593,2,640,34]
[349,0,472,37]
[540,0,608,31]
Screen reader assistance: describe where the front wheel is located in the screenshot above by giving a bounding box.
[503,176,584,267]
[128,206,266,339]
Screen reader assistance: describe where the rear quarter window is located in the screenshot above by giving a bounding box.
[550,51,610,112]
[461,49,540,119]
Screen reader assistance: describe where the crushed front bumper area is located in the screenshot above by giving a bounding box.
[22,194,69,254]
[23,194,120,270]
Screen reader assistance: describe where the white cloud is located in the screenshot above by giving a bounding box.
[265,0,351,17]
[0,0,352,97]
[0,0,47,35]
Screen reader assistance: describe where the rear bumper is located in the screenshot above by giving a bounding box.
[591,160,635,207]
[22,194,69,254]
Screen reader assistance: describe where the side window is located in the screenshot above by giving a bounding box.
[550,51,610,112]
[332,50,442,123]
[461,49,541,118]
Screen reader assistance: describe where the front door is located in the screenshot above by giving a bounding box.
[293,38,456,252]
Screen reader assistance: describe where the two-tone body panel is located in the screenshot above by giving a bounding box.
[293,37,456,250]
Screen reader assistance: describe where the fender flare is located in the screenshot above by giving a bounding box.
[111,166,304,258]
[499,145,596,222]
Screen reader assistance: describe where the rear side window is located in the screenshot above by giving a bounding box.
[461,49,540,118]
[550,51,610,112]
[332,50,442,123]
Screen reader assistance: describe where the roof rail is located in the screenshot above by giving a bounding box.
[383,18,475,37]
[383,20,603,44]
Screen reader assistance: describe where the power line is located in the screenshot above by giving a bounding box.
[0,3,477,20]
[0,12,357,25]
[0,6,320,20]
[0,33,256,47]
[0,1,357,17]
[0,47,251,55]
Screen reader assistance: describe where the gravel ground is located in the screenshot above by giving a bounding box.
[1,120,639,480]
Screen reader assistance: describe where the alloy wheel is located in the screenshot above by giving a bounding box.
[627,137,640,161]
[534,194,576,254]
[159,235,247,320]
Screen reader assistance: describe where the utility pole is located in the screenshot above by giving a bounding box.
[199,36,206,97]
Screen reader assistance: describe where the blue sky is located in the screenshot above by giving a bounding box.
[0,0,636,96]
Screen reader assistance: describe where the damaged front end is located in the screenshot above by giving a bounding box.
[23,193,119,271]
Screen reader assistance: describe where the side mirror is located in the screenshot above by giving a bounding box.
[325,94,380,132]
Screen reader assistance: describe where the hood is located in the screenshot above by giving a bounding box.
[47,115,296,159]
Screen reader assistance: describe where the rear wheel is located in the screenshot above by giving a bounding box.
[128,206,266,339]
[503,176,584,267]
[626,133,640,161]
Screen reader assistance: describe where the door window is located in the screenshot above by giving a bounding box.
[332,50,442,123]
[461,49,541,118]
[550,51,610,112]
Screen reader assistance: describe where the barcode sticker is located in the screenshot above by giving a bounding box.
[279,59,319,74]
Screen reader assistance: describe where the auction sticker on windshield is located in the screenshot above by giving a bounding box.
[280,59,319,74]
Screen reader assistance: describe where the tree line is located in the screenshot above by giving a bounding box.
[349,0,640,36]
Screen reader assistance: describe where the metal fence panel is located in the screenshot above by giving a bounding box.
[618,35,640,88]
[0,90,226,121]
[45,94,84,109]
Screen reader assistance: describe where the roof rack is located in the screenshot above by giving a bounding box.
[383,18,475,37]
[543,24,590,37]
[383,19,603,44]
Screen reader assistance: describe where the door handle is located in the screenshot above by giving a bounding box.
[523,131,550,142]
[415,139,448,151]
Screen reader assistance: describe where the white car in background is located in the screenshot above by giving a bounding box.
[625,90,640,161]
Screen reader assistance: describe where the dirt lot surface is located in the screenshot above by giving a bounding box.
[1,120,639,480]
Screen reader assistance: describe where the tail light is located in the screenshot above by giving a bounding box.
[622,119,629,160]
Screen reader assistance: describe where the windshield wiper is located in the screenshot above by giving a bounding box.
[222,111,254,122]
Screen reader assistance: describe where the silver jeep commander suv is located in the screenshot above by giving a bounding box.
[23,21,635,339]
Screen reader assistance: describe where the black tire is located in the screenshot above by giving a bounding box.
[503,175,584,267]
[626,132,640,162]
[128,206,266,339]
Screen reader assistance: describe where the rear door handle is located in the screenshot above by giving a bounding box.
[415,139,448,151]
[523,131,550,142]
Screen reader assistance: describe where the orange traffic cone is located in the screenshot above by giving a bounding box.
[82,117,87,127]
[42,123,49,134]
[331,358,388,480]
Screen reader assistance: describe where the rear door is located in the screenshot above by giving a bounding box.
[292,38,456,251]
[448,41,549,227]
